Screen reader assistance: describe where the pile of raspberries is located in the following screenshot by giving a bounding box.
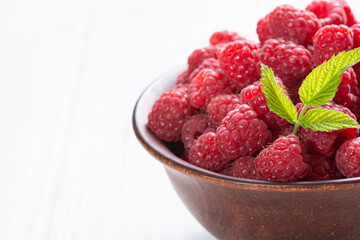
[147,0,360,182]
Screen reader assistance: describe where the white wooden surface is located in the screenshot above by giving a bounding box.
[0,0,358,239]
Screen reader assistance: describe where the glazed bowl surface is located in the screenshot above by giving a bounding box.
[132,66,360,240]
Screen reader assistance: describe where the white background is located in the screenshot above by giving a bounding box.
[0,0,358,239]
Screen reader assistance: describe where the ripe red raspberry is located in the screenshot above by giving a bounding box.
[297,102,358,157]
[268,4,321,46]
[283,79,303,104]
[300,127,338,157]
[335,137,360,177]
[305,154,342,181]
[218,164,233,176]
[218,40,260,91]
[176,70,190,85]
[188,58,221,81]
[333,68,360,111]
[256,14,273,44]
[325,102,359,139]
[215,104,272,159]
[181,114,215,152]
[335,0,357,26]
[258,39,312,81]
[148,88,194,142]
[255,135,311,182]
[188,69,234,109]
[230,156,258,180]
[306,0,347,26]
[351,23,360,48]
[189,132,232,172]
[206,94,243,126]
[240,80,290,129]
[188,45,218,72]
[271,126,294,142]
[209,30,245,46]
[313,24,353,66]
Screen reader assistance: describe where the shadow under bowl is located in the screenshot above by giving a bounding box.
[132,66,360,240]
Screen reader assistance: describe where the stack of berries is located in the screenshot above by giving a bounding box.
[147,0,360,182]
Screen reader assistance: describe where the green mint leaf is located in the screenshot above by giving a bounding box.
[298,108,360,132]
[260,64,297,124]
[299,47,360,107]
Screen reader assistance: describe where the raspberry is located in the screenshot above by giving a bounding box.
[218,40,260,91]
[255,135,311,182]
[268,4,321,46]
[188,69,234,109]
[215,104,272,159]
[189,132,232,172]
[283,79,303,104]
[333,68,360,111]
[335,137,360,177]
[181,113,216,151]
[258,39,312,81]
[256,14,273,44]
[351,23,360,48]
[188,58,221,81]
[206,94,243,126]
[335,0,357,26]
[297,102,359,157]
[230,156,258,180]
[241,80,290,129]
[271,126,294,142]
[218,164,233,176]
[148,87,194,142]
[209,30,245,46]
[181,114,215,152]
[300,127,338,157]
[176,70,190,85]
[188,45,218,72]
[305,154,342,180]
[325,102,359,139]
[306,0,347,26]
[313,24,353,66]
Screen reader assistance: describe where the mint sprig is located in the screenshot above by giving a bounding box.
[299,47,360,107]
[260,48,360,134]
[260,64,297,124]
[298,108,360,132]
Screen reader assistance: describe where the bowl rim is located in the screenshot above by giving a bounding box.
[132,65,360,189]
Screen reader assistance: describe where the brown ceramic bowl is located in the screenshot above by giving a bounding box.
[133,66,360,240]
